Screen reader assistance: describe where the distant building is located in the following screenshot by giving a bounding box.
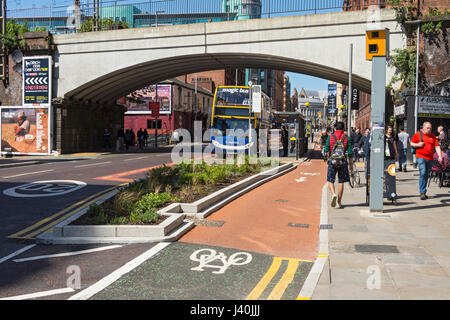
[298,88,325,126]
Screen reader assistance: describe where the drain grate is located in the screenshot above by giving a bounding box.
[288,223,309,228]
[276,199,289,203]
[320,224,333,230]
[354,244,399,253]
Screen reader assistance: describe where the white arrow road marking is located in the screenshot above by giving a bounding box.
[295,177,307,183]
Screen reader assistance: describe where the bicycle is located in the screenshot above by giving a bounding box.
[348,164,361,188]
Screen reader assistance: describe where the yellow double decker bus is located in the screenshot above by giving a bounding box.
[210,86,271,155]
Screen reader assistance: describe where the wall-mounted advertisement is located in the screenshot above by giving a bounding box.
[124,85,172,115]
[23,56,52,106]
[1,107,50,155]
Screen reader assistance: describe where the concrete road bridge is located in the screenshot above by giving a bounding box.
[54,8,405,104]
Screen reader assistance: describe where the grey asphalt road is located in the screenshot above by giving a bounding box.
[0,151,176,243]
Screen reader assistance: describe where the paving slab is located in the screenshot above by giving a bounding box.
[312,163,450,300]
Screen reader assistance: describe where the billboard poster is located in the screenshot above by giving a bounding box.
[23,56,52,106]
[123,85,172,115]
[1,107,50,155]
[328,84,337,114]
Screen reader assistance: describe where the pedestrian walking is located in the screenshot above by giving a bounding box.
[411,121,443,200]
[281,125,289,157]
[130,129,136,148]
[143,129,149,147]
[351,127,362,162]
[137,128,144,150]
[324,121,353,209]
[384,125,398,162]
[437,125,447,146]
[125,129,131,151]
[359,128,371,162]
[117,127,125,152]
[103,128,111,149]
[397,126,410,172]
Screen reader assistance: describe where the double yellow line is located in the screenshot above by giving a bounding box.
[8,184,127,240]
[246,257,312,300]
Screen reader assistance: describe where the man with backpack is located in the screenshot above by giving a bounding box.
[324,121,354,209]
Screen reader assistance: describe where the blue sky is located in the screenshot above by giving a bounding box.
[286,72,329,96]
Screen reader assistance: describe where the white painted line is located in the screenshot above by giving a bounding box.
[68,242,171,300]
[13,245,123,263]
[0,245,36,265]
[123,156,149,161]
[3,169,54,179]
[0,287,75,300]
[295,177,307,183]
[74,161,112,168]
[297,183,329,300]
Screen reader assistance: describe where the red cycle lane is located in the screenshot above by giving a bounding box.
[180,152,327,262]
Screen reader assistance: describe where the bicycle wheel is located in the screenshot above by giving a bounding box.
[349,171,354,188]
[353,169,361,187]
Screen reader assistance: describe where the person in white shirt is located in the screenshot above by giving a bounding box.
[397,126,410,172]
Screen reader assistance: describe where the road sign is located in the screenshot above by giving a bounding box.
[149,102,160,118]
[351,88,360,110]
[23,56,52,106]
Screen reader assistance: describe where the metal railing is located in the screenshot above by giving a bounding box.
[6,0,387,32]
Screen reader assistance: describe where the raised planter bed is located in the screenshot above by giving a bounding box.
[37,161,299,244]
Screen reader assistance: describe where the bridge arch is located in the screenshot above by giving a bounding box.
[66,53,372,103]
[54,8,405,103]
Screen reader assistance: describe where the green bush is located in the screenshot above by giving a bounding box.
[109,216,128,225]
[87,203,108,225]
[128,192,179,224]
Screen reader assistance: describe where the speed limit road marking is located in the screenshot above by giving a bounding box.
[3,180,87,198]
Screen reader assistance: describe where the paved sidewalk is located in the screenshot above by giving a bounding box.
[313,163,450,299]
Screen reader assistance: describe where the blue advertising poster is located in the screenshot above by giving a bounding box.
[23,56,51,106]
[327,84,337,114]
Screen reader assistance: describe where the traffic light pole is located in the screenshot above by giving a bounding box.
[369,56,386,212]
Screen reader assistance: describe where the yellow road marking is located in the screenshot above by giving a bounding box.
[24,189,119,239]
[267,259,300,300]
[297,297,311,300]
[246,257,282,300]
[8,184,126,239]
[246,257,307,300]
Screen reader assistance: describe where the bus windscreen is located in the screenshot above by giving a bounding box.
[215,87,250,106]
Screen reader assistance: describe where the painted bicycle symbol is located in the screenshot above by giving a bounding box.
[190,248,252,274]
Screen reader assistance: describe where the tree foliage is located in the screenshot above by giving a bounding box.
[0,20,30,50]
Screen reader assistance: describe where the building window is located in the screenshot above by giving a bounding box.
[147,119,162,129]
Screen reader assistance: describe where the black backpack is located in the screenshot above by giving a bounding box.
[330,134,348,168]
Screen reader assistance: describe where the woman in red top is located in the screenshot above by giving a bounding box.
[411,121,443,200]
